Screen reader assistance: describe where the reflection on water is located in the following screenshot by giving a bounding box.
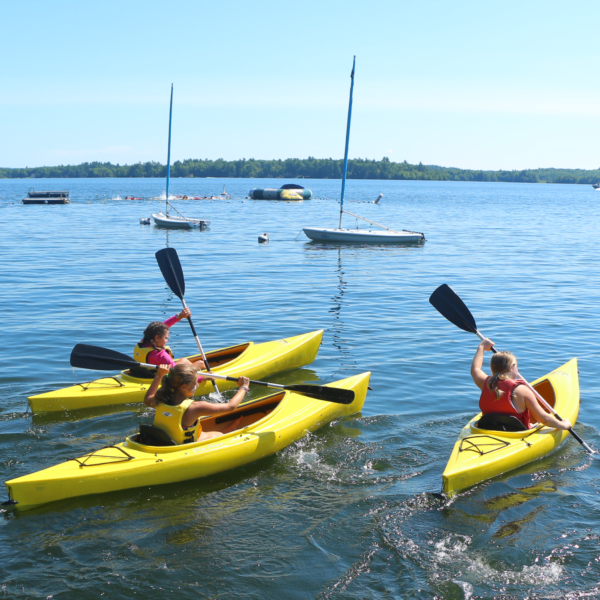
[494,505,545,539]
[483,480,557,512]
[329,248,357,377]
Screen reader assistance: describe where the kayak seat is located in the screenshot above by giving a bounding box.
[139,424,177,446]
[477,413,529,432]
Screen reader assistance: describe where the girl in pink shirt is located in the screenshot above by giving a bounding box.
[135,307,206,370]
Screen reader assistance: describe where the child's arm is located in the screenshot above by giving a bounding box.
[144,364,172,407]
[471,339,494,390]
[163,308,192,328]
[186,377,250,419]
[518,387,572,430]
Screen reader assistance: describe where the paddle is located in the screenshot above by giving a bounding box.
[429,284,594,454]
[70,344,355,405]
[155,247,220,395]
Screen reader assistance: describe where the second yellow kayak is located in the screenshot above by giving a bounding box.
[28,330,323,413]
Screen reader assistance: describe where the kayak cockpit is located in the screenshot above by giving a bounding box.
[123,342,253,380]
[530,378,556,412]
[470,377,557,434]
[127,392,285,452]
[191,342,252,370]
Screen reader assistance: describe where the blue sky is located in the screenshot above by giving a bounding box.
[3,0,600,170]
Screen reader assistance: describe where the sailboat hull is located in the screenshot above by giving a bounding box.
[303,227,424,243]
[152,212,210,229]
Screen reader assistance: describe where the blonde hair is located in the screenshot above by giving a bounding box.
[156,364,198,406]
[487,351,517,400]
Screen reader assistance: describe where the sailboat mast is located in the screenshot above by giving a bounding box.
[338,56,355,230]
[165,83,174,215]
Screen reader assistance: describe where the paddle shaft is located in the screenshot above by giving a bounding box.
[133,359,352,402]
[71,344,353,404]
[159,249,220,395]
[474,330,594,453]
[181,299,220,395]
[180,299,209,365]
[137,361,291,390]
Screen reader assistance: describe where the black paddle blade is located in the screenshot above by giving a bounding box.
[70,344,140,371]
[429,284,478,334]
[155,248,185,299]
[286,384,355,405]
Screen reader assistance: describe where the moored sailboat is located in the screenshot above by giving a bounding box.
[303,57,425,244]
[151,85,211,230]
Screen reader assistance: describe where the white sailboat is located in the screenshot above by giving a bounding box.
[303,57,425,244]
[152,85,211,230]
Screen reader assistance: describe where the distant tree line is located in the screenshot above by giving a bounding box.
[2,157,600,184]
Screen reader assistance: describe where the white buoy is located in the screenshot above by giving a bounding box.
[374,193,383,204]
[258,232,269,243]
[140,217,151,225]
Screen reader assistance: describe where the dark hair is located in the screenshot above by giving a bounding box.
[156,364,198,406]
[487,351,517,400]
[143,321,169,346]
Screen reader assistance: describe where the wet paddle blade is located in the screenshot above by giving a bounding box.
[429,284,478,334]
[155,248,185,299]
[71,344,140,371]
[285,384,355,405]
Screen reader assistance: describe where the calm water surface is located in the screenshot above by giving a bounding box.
[1,178,600,598]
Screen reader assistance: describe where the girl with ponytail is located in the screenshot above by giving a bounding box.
[144,364,250,443]
[471,338,571,431]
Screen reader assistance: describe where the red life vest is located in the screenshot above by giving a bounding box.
[479,377,531,429]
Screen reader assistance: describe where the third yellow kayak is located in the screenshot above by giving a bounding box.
[443,358,580,495]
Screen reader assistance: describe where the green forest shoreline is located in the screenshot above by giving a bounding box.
[2,157,599,184]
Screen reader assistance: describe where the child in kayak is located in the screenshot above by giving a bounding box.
[144,363,249,442]
[134,307,206,370]
[471,338,571,430]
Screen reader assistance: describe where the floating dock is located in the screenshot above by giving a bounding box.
[22,189,70,205]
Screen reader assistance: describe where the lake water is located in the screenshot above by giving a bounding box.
[1,177,600,598]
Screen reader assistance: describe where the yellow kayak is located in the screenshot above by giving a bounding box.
[28,330,323,413]
[443,358,580,495]
[6,372,371,511]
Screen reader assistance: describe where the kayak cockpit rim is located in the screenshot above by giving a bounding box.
[122,342,253,381]
[469,377,557,435]
[125,391,287,453]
